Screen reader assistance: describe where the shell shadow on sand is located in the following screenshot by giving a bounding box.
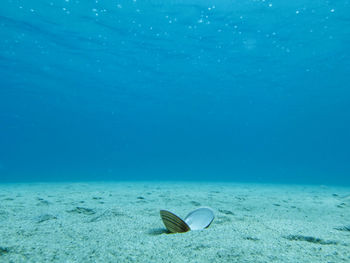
[147,228,169,235]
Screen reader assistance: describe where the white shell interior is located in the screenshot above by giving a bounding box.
[184,207,215,230]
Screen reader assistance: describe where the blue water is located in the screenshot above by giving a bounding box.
[0,0,349,184]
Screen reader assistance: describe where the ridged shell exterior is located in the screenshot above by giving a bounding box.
[160,210,190,233]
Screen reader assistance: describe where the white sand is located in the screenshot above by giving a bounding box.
[0,181,349,262]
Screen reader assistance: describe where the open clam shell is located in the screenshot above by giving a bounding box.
[160,207,214,233]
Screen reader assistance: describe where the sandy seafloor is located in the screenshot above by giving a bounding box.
[0,181,350,263]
